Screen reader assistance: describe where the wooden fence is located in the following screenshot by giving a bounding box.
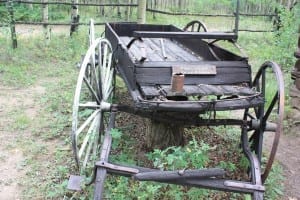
[0,0,277,48]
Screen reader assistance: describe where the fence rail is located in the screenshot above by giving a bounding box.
[146,8,276,18]
[146,8,235,17]
[1,0,277,48]
[0,0,137,6]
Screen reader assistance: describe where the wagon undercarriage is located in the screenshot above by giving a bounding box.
[68,21,284,200]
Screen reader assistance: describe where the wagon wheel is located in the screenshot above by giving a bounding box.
[72,38,114,181]
[183,20,208,32]
[243,61,284,183]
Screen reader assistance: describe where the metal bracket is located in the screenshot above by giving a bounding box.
[67,175,84,191]
[96,161,139,174]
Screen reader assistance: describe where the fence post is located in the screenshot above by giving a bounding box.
[70,1,80,36]
[126,0,130,21]
[42,0,51,44]
[6,0,17,48]
[137,0,146,24]
[234,0,240,37]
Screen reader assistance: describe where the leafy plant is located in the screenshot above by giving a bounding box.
[147,137,210,170]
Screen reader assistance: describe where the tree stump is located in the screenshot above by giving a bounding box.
[146,119,184,150]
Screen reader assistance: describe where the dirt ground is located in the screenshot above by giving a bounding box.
[265,133,300,199]
[0,25,299,199]
[0,85,45,200]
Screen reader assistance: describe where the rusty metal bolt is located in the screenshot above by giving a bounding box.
[171,73,184,93]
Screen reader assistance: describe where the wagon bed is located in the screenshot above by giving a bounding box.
[105,22,263,112]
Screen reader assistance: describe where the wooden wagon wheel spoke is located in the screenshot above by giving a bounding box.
[262,92,278,123]
[246,112,255,120]
[244,61,284,183]
[72,38,115,181]
[183,20,208,32]
[76,110,100,137]
[83,76,101,104]
[79,102,99,108]
[78,112,100,159]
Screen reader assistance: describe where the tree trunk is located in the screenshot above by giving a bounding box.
[42,0,51,44]
[99,0,105,16]
[137,0,146,24]
[70,1,80,36]
[125,0,130,21]
[153,0,157,19]
[146,119,184,150]
[117,0,121,18]
[129,0,133,17]
[7,0,17,48]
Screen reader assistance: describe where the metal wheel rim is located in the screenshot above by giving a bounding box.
[183,20,208,32]
[244,61,284,183]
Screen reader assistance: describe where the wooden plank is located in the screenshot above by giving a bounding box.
[137,61,250,68]
[172,64,216,75]
[135,67,249,76]
[120,37,140,61]
[163,39,202,61]
[122,37,203,62]
[143,38,164,61]
[149,38,177,61]
[139,85,256,98]
[136,72,250,85]
[133,31,238,40]
[134,168,225,181]
[139,86,160,97]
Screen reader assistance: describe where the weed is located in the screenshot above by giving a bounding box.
[218,160,236,172]
[11,111,31,130]
[264,163,284,200]
[147,137,210,170]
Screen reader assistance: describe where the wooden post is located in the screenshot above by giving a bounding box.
[42,0,50,44]
[117,0,121,18]
[129,0,133,18]
[70,0,80,36]
[126,0,130,21]
[137,0,147,24]
[7,0,17,48]
[234,0,240,37]
[146,119,184,150]
[153,0,157,19]
[99,0,105,16]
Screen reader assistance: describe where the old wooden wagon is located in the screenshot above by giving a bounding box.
[68,20,284,200]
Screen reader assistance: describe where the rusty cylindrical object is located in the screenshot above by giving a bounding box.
[171,73,184,93]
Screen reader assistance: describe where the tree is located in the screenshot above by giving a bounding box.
[70,1,80,36]
[42,0,51,44]
[7,0,17,48]
[137,0,146,24]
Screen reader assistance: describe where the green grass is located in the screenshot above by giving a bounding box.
[0,12,292,199]
[0,28,87,199]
